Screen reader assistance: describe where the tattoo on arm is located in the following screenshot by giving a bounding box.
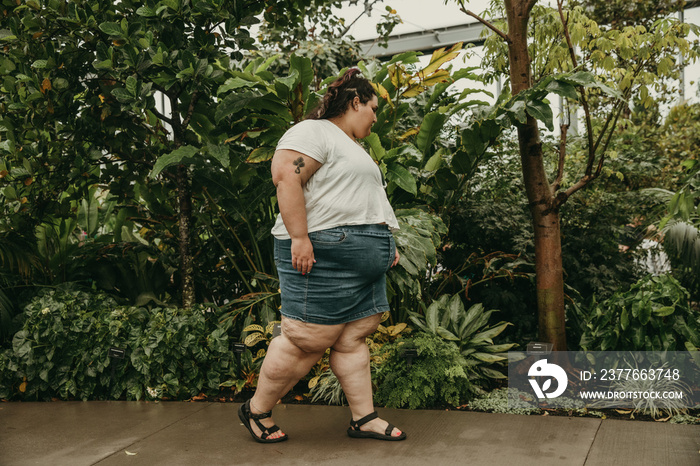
[293,157,305,174]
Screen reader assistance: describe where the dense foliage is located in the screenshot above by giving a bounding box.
[0,1,698,406]
[374,332,482,409]
[578,274,700,352]
[0,288,237,400]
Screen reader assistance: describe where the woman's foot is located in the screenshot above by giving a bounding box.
[347,411,406,441]
[238,399,288,443]
[358,416,403,438]
[249,400,287,440]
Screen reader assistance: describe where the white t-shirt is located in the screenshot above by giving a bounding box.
[271,119,399,239]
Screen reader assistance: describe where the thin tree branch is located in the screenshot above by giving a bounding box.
[556,0,595,175]
[594,100,626,178]
[181,90,200,129]
[591,64,640,156]
[555,91,627,209]
[589,105,616,165]
[460,7,510,44]
[557,1,578,69]
[553,175,591,209]
[150,106,174,126]
[169,93,182,139]
[341,0,383,37]
[579,96,595,172]
[551,122,569,192]
[554,95,626,208]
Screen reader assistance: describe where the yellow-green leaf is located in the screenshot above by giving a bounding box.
[371,82,392,106]
[388,322,407,336]
[473,352,507,363]
[403,70,451,97]
[652,306,675,317]
[247,147,275,163]
[244,333,266,347]
[308,375,320,389]
[419,42,463,78]
[243,324,265,333]
[398,127,420,140]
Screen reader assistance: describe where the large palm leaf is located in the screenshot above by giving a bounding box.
[663,220,700,272]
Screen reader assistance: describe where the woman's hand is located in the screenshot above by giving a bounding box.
[391,248,400,267]
[291,236,315,275]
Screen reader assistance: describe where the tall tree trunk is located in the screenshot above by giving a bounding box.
[177,164,195,308]
[170,91,196,310]
[505,0,567,350]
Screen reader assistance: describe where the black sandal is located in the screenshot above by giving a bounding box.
[347,411,406,441]
[238,399,288,443]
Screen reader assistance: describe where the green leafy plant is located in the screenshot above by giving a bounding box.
[408,293,516,384]
[467,387,543,416]
[373,332,482,409]
[657,158,700,300]
[579,274,700,351]
[386,208,447,322]
[242,321,280,348]
[217,309,283,395]
[0,288,237,401]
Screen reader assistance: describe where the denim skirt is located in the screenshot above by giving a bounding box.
[274,224,396,325]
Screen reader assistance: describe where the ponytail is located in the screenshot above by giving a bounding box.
[306,68,376,120]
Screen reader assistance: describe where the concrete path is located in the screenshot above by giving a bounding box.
[1,402,698,465]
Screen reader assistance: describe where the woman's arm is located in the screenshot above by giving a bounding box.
[271,149,322,275]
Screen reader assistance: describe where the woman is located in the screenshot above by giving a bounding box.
[238,68,406,443]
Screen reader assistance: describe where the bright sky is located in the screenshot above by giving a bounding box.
[333,0,700,102]
[337,0,489,40]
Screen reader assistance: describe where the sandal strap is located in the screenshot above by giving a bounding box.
[248,410,272,420]
[385,423,396,436]
[246,400,273,420]
[241,400,286,442]
[350,411,379,430]
[255,420,280,439]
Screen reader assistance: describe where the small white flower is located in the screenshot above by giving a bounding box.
[41,308,50,315]
[146,387,162,399]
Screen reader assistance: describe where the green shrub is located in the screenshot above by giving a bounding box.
[408,294,516,385]
[579,274,700,351]
[373,332,484,409]
[0,288,237,401]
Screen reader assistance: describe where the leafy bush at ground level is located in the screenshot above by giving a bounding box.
[408,293,515,384]
[0,289,236,401]
[578,274,700,351]
[373,332,485,409]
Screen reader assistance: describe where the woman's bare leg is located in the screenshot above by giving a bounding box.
[247,317,344,440]
[329,314,403,437]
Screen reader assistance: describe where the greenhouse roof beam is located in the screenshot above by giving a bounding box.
[358,1,700,59]
[358,22,485,58]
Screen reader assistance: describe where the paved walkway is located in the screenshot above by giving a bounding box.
[1,401,699,465]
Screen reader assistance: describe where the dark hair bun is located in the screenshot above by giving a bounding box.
[306,69,376,120]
